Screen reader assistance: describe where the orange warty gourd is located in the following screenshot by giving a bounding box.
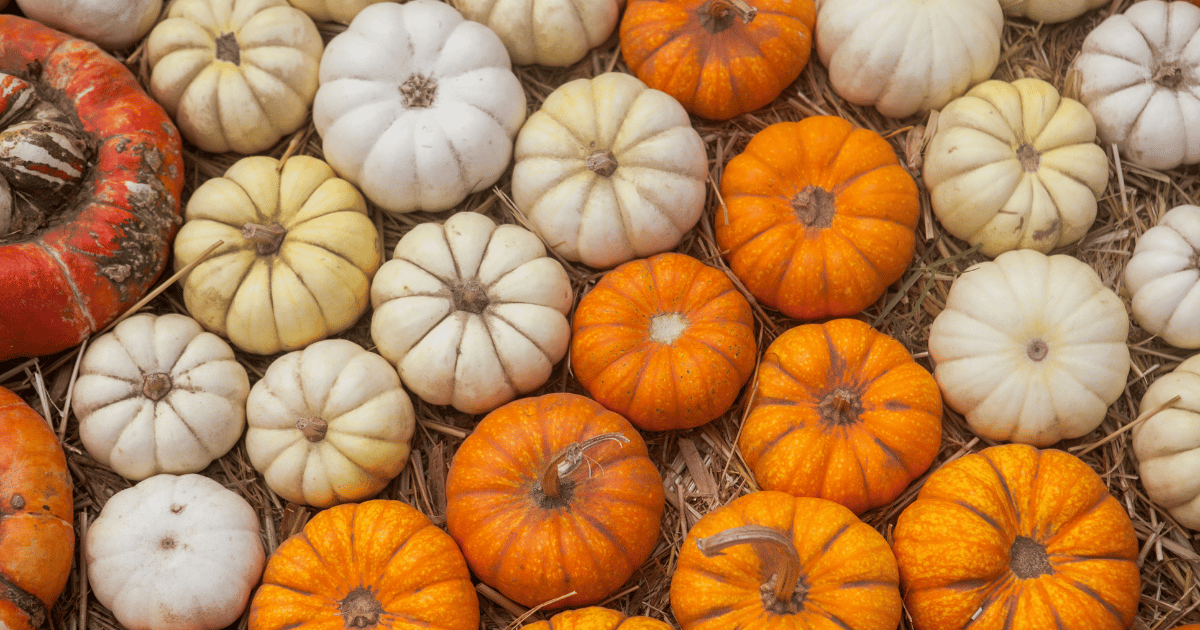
[523,606,675,630]
[892,444,1140,630]
[739,318,942,514]
[716,115,920,320]
[571,252,756,431]
[445,393,665,610]
[670,491,901,630]
[619,0,815,120]
[0,387,74,630]
[248,500,479,630]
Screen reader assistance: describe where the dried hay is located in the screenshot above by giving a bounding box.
[4,1,1198,629]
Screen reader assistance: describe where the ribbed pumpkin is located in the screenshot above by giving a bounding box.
[619,0,815,120]
[738,318,942,514]
[523,607,674,630]
[716,115,920,320]
[249,499,479,630]
[892,444,1140,630]
[0,387,74,630]
[670,491,901,630]
[571,252,756,431]
[445,393,665,610]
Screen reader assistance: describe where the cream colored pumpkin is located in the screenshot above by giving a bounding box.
[816,0,1003,119]
[1002,0,1107,23]
[924,78,1108,257]
[370,212,573,415]
[146,0,323,154]
[1074,1,1200,170]
[245,339,415,508]
[173,155,381,355]
[286,0,390,23]
[72,313,250,481]
[313,0,526,214]
[1133,354,1200,529]
[15,0,162,49]
[928,249,1130,446]
[86,473,265,630]
[456,0,621,67]
[1124,205,1200,348]
[512,72,707,269]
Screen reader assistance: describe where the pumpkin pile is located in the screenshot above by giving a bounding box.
[2,0,1200,629]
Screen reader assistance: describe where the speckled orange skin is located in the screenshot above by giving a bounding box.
[620,0,815,121]
[670,490,901,630]
[445,393,665,610]
[524,606,676,630]
[570,252,755,432]
[0,16,184,360]
[893,444,1140,630]
[716,115,919,320]
[0,386,74,630]
[739,318,942,514]
[249,499,479,630]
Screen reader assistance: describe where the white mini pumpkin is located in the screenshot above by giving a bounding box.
[1132,353,1200,529]
[456,0,621,67]
[313,0,527,214]
[1124,204,1200,348]
[928,249,1131,446]
[512,72,708,269]
[924,78,1109,257]
[286,0,390,23]
[370,212,574,415]
[15,0,162,49]
[815,0,1003,119]
[1074,0,1200,170]
[245,339,416,508]
[146,0,323,154]
[72,313,250,481]
[85,473,265,630]
[1002,0,1107,23]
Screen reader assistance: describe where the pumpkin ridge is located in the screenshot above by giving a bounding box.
[571,507,633,557]
[1037,488,1110,546]
[948,497,1006,532]
[1054,577,1131,624]
[981,450,1022,524]
[36,239,98,330]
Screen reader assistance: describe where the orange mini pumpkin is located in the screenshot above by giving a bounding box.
[670,490,901,630]
[619,0,815,120]
[739,318,942,514]
[249,500,479,630]
[892,444,1140,630]
[716,115,920,320]
[446,393,665,610]
[0,387,74,630]
[571,252,756,431]
[524,606,675,630]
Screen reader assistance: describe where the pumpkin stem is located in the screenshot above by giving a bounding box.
[339,587,384,629]
[586,150,619,177]
[649,312,689,345]
[791,185,836,229]
[142,372,173,402]
[214,32,240,65]
[242,222,287,255]
[696,524,806,614]
[297,418,329,442]
[453,278,490,314]
[1026,339,1048,362]
[1016,143,1040,172]
[400,74,437,108]
[818,389,861,426]
[540,432,630,500]
[1153,63,1184,89]
[699,0,757,33]
[1009,535,1054,578]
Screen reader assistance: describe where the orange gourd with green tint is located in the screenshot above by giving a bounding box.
[716,115,919,320]
[523,606,675,630]
[0,387,74,630]
[892,444,1140,630]
[571,252,756,431]
[619,0,815,120]
[738,318,942,514]
[670,490,901,630]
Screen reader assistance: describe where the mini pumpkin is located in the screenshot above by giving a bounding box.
[457,0,621,67]
[928,249,1130,446]
[285,0,390,23]
[370,212,573,415]
[892,444,1140,630]
[924,78,1109,257]
[571,252,755,431]
[739,318,942,514]
[245,339,416,508]
[1124,204,1200,348]
[1131,354,1200,529]
[15,0,162,49]
[72,312,251,481]
[716,115,920,320]
[670,491,901,630]
[1002,0,1107,23]
[249,500,479,630]
[512,72,708,269]
[620,0,816,120]
[173,154,381,355]
[446,393,665,609]
[523,607,674,630]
